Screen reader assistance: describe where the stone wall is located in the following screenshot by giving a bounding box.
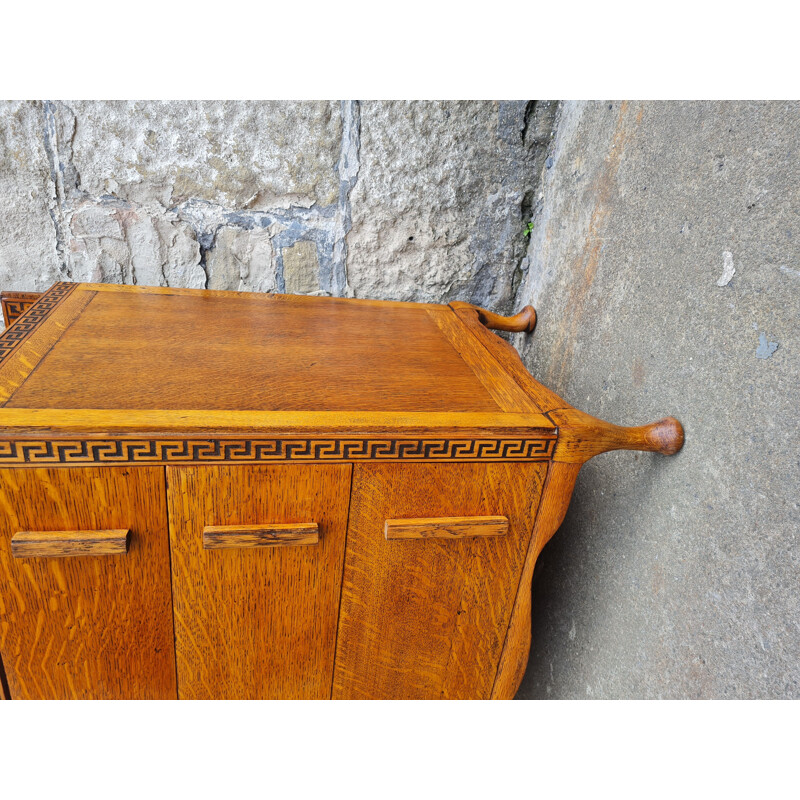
[515,101,800,699]
[0,100,555,310]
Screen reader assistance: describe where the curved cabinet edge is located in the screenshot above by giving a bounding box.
[448,303,567,413]
[491,461,582,700]
[0,652,8,699]
[447,304,685,469]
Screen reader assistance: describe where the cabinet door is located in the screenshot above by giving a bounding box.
[0,467,176,699]
[167,464,351,699]
[332,462,547,699]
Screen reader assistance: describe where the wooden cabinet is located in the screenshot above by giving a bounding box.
[333,462,546,699]
[0,466,176,699]
[0,283,683,699]
[167,464,350,699]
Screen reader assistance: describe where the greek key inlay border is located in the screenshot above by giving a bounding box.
[0,436,556,466]
[0,282,76,366]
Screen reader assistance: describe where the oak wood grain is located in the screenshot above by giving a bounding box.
[203,522,319,549]
[167,464,351,699]
[491,462,581,699]
[427,306,540,413]
[11,529,130,558]
[5,287,502,414]
[384,516,508,540]
[0,281,687,701]
[0,408,555,437]
[449,302,567,413]
[549,407,685,463]
[0,466,176,699]
[0,286,95,404]
[1,292,42,327]
[332,461,546,699]
[450,301,537,333]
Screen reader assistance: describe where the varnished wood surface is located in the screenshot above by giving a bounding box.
[0,408,555,437]
[11,528,130,558]
[4,286,503,414]
[384,516,508,540]
[0,466,176,699]
[1,292,42,327]
[0,285,94,404]
[0,282,686,700]
[449,302,566,413]
[203,522,319,549]
[332,462,546,699]
[449,301,537,333]
[0,282,684,471]
[427,306,539,413]
[548,408,685,463]
[491,462,581,699]
[168,464,351,699]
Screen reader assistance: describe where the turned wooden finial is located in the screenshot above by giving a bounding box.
[449,302,537,333]
[549,409,685,463]
[638,416,685,456]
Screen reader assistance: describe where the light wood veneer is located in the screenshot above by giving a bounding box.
[0,282,684,699]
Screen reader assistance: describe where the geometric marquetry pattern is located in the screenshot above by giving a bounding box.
[0,282,75,365]
[1,292,42,327]
[0,436,556,465]
[0,281,558,466]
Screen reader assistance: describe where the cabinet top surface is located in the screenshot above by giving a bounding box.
[0,283,555,436]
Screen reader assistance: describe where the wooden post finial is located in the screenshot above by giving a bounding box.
[449,302,537,333]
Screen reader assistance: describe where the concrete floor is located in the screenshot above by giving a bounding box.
[515,101,800,698]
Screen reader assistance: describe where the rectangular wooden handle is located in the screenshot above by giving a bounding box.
[384,516,508,540]
[11,529,131,558]
[203,523,319,550]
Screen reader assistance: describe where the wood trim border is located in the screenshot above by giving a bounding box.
[0,435,557,466]
[0,408,556,436]
[449,302,568,413]
[0,282,76,366]
[427,307,540,413]
[0,284,94,405]
[1,292,43,327]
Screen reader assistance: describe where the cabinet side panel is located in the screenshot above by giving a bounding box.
[332,462,546,699]
[491,461,582,699]
[0,652,8,699]
[167,464,351,699]
[0,466,176,699]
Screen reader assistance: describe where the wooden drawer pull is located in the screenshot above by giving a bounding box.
[203,523,319,550]
[11,529,131,558]
[384,516,509,540]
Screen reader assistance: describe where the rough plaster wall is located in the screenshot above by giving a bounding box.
[348,101,556,308]
[515,101,800,699]
[0,102,62,290]
[35,100,347,294]
[0,100,554,309]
